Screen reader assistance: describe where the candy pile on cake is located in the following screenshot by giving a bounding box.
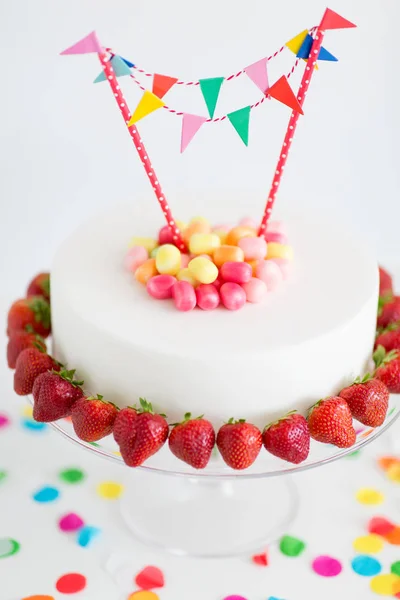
[125,216,293,311]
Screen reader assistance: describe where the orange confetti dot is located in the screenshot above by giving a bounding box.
[385,526,400,545]
[387,463,400,483]
[128,592,159,600]
[22,596,55,600]
[378,456,400,471]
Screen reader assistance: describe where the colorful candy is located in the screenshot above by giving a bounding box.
[220,261,252,284]
[189,233,221,255]
[156,244,181,275]
[270,258,291,280]
[238,237,267,261]
[239,217,257,229]
[181,254,191,268]
[213,245,244,268]
[124,246,148,272]
[129,237,158,253]
[265,231,288,244]
[220,282,246,310]
[150,247,160,259]
[225,226,256,246]
[212,229,228,244]
[246,259,259,276]
[158,225,175,246]
[256,260,283,291]
[173,281,197,312]
[242,278,267,303]
[266,220,287,234]
[267,242,294,261]
[177,268,198,287]
[135,258,158,284]
[196,284,220,310]
[147,275,176,300]
[183,220,211,245]
[188,257,218,284]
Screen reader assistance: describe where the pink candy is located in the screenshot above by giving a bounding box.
[59,512,84,533]
[196,284,220,310]
[238,236,267,260]
[220,261,252,284]
[147,275,176,299]
[256,260,283,291]
[239,216,257,229]
[264,231,288,244]
[220,282,246,311]
[269,258,291,280]
[242,278,267,303]
[181,253,191,268]
[173,281,196,312]
[158,225,175,246]
[266,220,287,235]
[124,246,148,272]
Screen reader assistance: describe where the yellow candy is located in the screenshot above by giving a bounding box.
[176,219,187,231]
[190,216,210,228]
[189,233,221,255]
[213,229,228,244]
[129,237,158,253]
[183,221,211,244]
[188,256,218,284]
[156,244,181,275]
[177,268,199,287]
[267,242,294,261]
[135,258,158,284]
[225,226,256,246]
[213,245,245,268]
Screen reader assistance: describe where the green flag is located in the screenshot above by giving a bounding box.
[227,106,251,146]
[199,77,225,119]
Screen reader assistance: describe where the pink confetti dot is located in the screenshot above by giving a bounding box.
[312,555,342,577]
[58,513,84,533]
[223,597,248,600]
[0,413,10,429]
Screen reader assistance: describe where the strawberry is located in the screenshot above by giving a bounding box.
[375,323,400,352]
[27,272,50,302]
[71,395,118,442]
[262,411,310,464]
[307,396,356,448]
[169,413,215,469]
[374,345,400,393]
[14,347,60,395]
[7,297,51,338]
[379,266,393,297]
[113,406,138,446]
[7,326,46,368]
[33,369,83,422]
[377,296,400,329]
[339,374,389,427]
[216,419,262,470]
[115,399,168,467]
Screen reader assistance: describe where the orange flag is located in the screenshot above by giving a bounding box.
[152,74,178,99]
[268,76,303,115]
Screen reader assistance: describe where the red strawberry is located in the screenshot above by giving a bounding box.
[375,323,400,352]
[14,347,60,395]
[379,266,393,297]
[27,272,50,301]
[113,406,138,446]
[7,297,51,338]
[116,399,169,467]
[307,396,356,448]
[7,327,46,368]
[377,296,400,329]
[32,369,83,422]
[169,413,215,469]
[71,395,118,442]
[339,374,389,427]
[216,419,262,470]
[262,411,310,464]
[374,345,400,393]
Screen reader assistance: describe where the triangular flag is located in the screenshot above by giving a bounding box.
[199,77,225,119]
[244,58,269,94]
[285,29,309,55]
[297,34,338,61]
[321,8,356,30]
[227,106,251,146]
[152,74,178,99]
[318,46,338,62]
[93,55,133,83]
[268,76,304,115]
[121,56,135,68]
[180,114,207,153]
[128,91,165,125]
[60,31,102,55]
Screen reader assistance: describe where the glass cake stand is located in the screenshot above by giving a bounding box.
[35,398,400,558]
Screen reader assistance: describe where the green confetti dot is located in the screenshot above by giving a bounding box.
[0,471,7,483]
[391,560,400,576]
[89,442,100,448]
[346,450,361,459]
[59,468,85,484]
[0,538,20,559]
[279,535,306,557]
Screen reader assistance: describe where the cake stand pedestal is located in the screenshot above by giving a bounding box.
[41,400,400,558]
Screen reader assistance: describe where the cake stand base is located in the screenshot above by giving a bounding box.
[119,470,298,558]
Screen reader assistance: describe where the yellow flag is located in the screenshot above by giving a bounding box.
[128,91,165,125]
[285,29,318,70]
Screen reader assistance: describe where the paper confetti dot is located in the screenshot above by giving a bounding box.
[252,552,268,566]
[22,405,33,417]
[77,525,100,547]
[59,468,85,484]
[351,555,382,577]
[0,538,20,559]
[0,471,7,484]
[391,561,400,576]
[279,535,306,557]
[312,555,342,577]
[22,596,55,600]
[353,534,384,554]
[268,597,285,600]
[378,456,399,471]
[33,486,60,503]
[135,566,165,590]
[58,513,84,533]
[21,418,47,432]
[387,463,400,483]
[96,481,124,499]
[56,573,87,594]
[0,413,10,429]
[385,526,400,546]
[370,573,400,596]
[356,487,385,505]
[128,593,160,600]
[345,450,361,459]
[368,517,395,536]
[222,597,248,600]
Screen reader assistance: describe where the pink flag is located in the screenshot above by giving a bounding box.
[181,114,207,153]
[60,31,102,55]
[244,58,269,94]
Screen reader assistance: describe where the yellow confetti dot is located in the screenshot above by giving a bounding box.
[96,481,124,500]
[128,592,159,600]
[356,487,385,505]
[353,534,384,554]
[370,573,400,596]
[112,450,122,457]
[22,405,33,417]
[387,463,400,483]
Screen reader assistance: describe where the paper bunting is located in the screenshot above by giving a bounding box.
[152,74,178,99]
[60,31,102,55]
[227,106,251,146]
[244,58,269,94]
[128,91,165,125]
[181,114,207,152]
[285,30,309,55]
[94,55,133,83]
[268,76,303,115]
[321,8,356,30]
[121,57,135,68]
[297,34,337,61]
[199,77,225,119]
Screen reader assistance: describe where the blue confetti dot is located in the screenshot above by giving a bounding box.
[351,555,382,577]
[268,597,285,600]
[32,486,60,503]
[21,418,47,432]
[77,525,100,547]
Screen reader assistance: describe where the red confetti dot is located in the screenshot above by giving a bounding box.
[252,552,268,566]
[56,573,86,594]
[368,516,396,536]
[135,566,165,590]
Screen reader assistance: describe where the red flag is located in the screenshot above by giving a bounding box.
[268,76,304,115]
[321,8,356,30]
[152,74,178,99]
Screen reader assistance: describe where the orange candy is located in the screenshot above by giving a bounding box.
[225,226,256,246]
[183,221,211,245]
[135,258,158,284]
[246,259,259,276]
[213,245,245,268]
